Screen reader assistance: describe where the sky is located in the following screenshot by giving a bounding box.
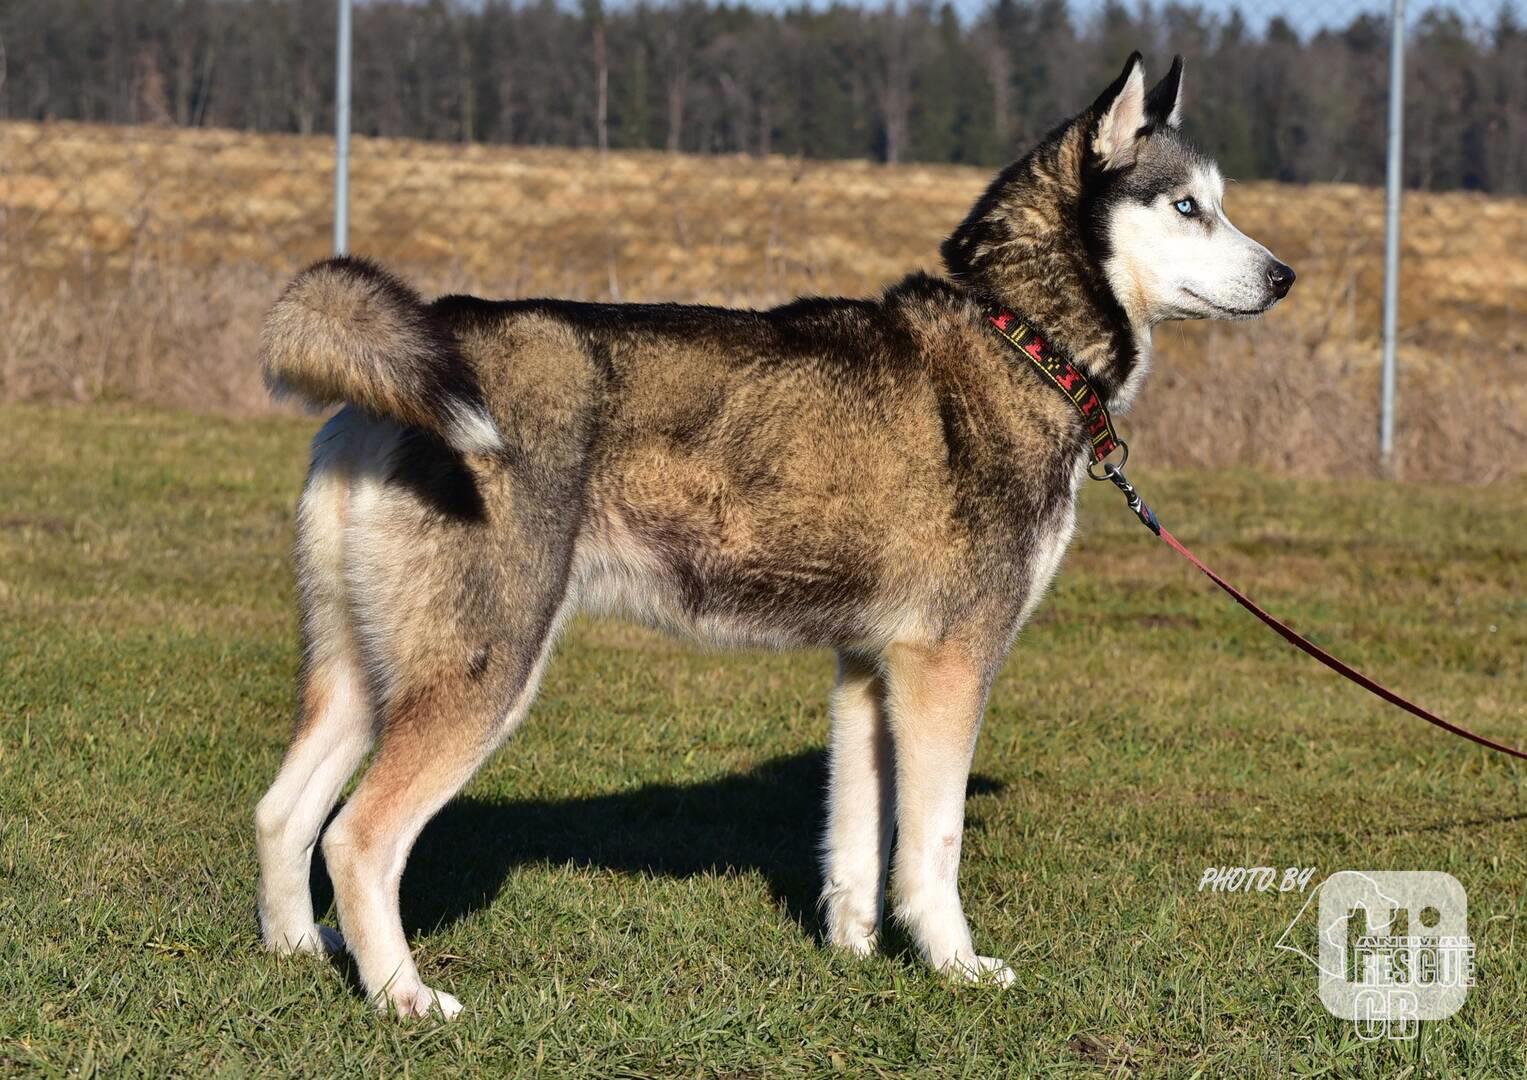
[1062,0,1521,33]
[728,0,1523,35]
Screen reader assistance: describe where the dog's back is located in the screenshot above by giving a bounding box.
[273,264,1079,656]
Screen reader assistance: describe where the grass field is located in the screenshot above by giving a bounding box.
[2,404,1523,1075]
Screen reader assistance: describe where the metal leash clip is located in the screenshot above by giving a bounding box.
[1086,438,1129,482]
[1100,460,1161,536]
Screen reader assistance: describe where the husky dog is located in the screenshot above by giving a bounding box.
[254,53,1293,1017]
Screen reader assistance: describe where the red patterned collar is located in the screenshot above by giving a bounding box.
[986,307,1125,473]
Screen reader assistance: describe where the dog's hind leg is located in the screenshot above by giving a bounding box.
[820,651,895,956]
[317,446,579,1019]
[883,641,1013,986]
[320,595,567,1020]
[256,466,375,955]
[255,659,370,955]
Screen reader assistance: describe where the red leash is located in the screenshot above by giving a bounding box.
[1103,466,1527,763]
[986,305,1525,763]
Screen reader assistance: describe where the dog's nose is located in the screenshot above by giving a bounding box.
[1268,261,1296,298]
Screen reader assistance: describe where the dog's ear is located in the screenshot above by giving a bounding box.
[1145,55,1185,130]
[1089,52,1148,171]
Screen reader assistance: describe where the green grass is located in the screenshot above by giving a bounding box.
[2,404,1523,1077]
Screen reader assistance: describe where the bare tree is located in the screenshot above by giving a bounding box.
[591,2,609,154]
[871,7,918,163]
[659,11,694,153]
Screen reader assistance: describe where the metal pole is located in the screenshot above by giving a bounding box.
[1379,0,1405,475]
[333,0,352,256]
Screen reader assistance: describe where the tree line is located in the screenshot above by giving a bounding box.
[4,0,1525,191]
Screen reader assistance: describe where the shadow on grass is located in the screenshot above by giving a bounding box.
[312,750,1004,944]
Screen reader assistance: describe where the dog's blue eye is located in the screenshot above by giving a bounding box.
[1174,198,1197,216]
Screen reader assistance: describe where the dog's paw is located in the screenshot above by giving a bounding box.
[265,923,345,957]
[826,922,880,959]
[379,983,464,1021]
[945,954,1016,988]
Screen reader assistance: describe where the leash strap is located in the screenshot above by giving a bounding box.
[1102,466,1527,763]
[985,305,1527,763]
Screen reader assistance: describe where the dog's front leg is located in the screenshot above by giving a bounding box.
[821,652,895,956]
[882,642,1014,986]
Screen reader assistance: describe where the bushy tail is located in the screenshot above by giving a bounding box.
[261,256,503,455]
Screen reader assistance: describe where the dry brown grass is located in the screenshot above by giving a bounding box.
[2,121,1523,481]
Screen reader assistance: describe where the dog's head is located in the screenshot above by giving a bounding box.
[943,53,1294,328]
[1086,53,1294,323]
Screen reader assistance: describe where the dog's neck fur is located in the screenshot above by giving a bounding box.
[941,123,1150,410]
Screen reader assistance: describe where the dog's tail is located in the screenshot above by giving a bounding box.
[261,256,503,456]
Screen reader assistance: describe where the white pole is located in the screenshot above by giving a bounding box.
[1379,0,1405,475]
[333,0,352,256]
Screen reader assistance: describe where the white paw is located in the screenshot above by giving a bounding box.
[265,923,345,956]
[945,954,1016,987]
[826,924,879,959]
[821,881,882,959]
[380,983,464,1021]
